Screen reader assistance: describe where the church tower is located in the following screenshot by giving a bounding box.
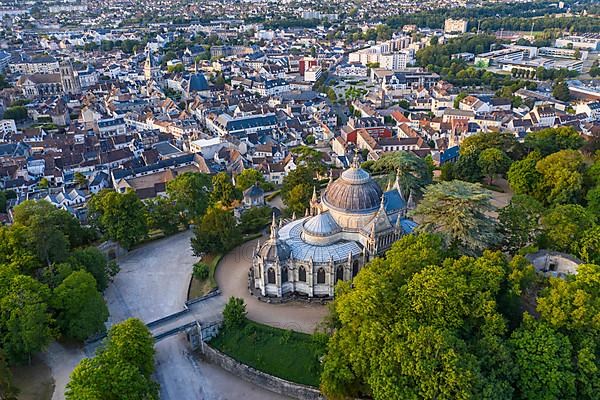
[144,49,161,84]
[60,61,81,95]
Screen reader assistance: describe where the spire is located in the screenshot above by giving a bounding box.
[347,251,352,265]
[292,211,296,220]
[370,223,376,239]
[311,186,318,202]
[255,239,261,255]
[270,213,278,239]
[328,170,334,186]
[393,170,405,201]
[386,178,393,192]
[407,190,416,210]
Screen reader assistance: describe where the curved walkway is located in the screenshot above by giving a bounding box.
[215,235,328,334]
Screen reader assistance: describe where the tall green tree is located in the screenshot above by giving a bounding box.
[507,152,542,197]
[234,169,272,191]
[540,204,595,254]
[88,190,148,249]
[191,206,241,255]
[552,80,571,101]
[165,172,211,224]
[509,315,576,400]
[477,148,511,185]
[211,172,237,206]
[144,196,180,235]
[411,181,499,255]
[535,149,586,206]
[52,271,108,341]
[68,247,118,292]
[498,195,545,253]
[281,166,316,215]
[66,318,158,400]
[0,273,53,364]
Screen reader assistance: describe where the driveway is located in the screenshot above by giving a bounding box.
[45,230,289,400]
[215,235,328,334]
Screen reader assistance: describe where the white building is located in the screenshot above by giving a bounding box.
[305,66,322,82]
[0,119,17,137]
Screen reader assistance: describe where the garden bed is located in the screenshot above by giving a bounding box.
[209,320,327,387]
[188,253,222,300]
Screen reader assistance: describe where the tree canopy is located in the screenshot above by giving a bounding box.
[66,318,159,400]
[411,181,499,256]
[191,206,241,255]
[371,151,433,195]
[88,190,148,249]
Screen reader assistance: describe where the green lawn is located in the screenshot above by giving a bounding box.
[210,320,327,387]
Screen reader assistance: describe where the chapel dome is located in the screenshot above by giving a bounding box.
[259,239,291,261]
[322,164,383,213]
[303,210,341,237]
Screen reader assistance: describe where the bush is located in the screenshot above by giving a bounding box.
[193,262,209,281]
[223,297,247,330]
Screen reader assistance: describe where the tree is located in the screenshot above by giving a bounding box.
[498,195,545,253]
[453,92,468,109]
[321,249,515,400]
[371,151,433,195]
[477,148,511,184]
[509,315,576,400]
[239,206,272,234]
[536,150,586,206]
[88,190,148,249]
[0,74,10,90]
[68,247,118,291]
[234,169,271,191]
[524,127,584,156]
[585,186,600,216]
[411,181,499,256]
[52,271,108,341]
[0,350,18,399]
[190,207,241,255]
[290,146,326,174]
[535,263,600,399]
[223,297,247,330]
[66,318,158,400]
[2,106,27,121]
[576,227,600,265]
[281,166,316,215]
[552,80,571,102]
[540,204,595,254]
[0,273,53,364]
[211,172,237,206]
[144,196,180,235]
[460,131,523,161]
[165,172,211,224]
[73,172,88,190]
[507,152,542,197]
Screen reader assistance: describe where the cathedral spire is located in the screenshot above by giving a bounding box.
[393,170,405,201]
[311,186,317,202]
[270,213,278,239]
[292,211,296,220]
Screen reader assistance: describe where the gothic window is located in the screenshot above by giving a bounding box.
[299,266,306,282]
[336,266,344,282]
[267,267,276,284]
[281,267,288,283]
[352,260,359,278]
[317,268,326,284]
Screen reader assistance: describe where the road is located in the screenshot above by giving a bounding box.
[44,230,289,400]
